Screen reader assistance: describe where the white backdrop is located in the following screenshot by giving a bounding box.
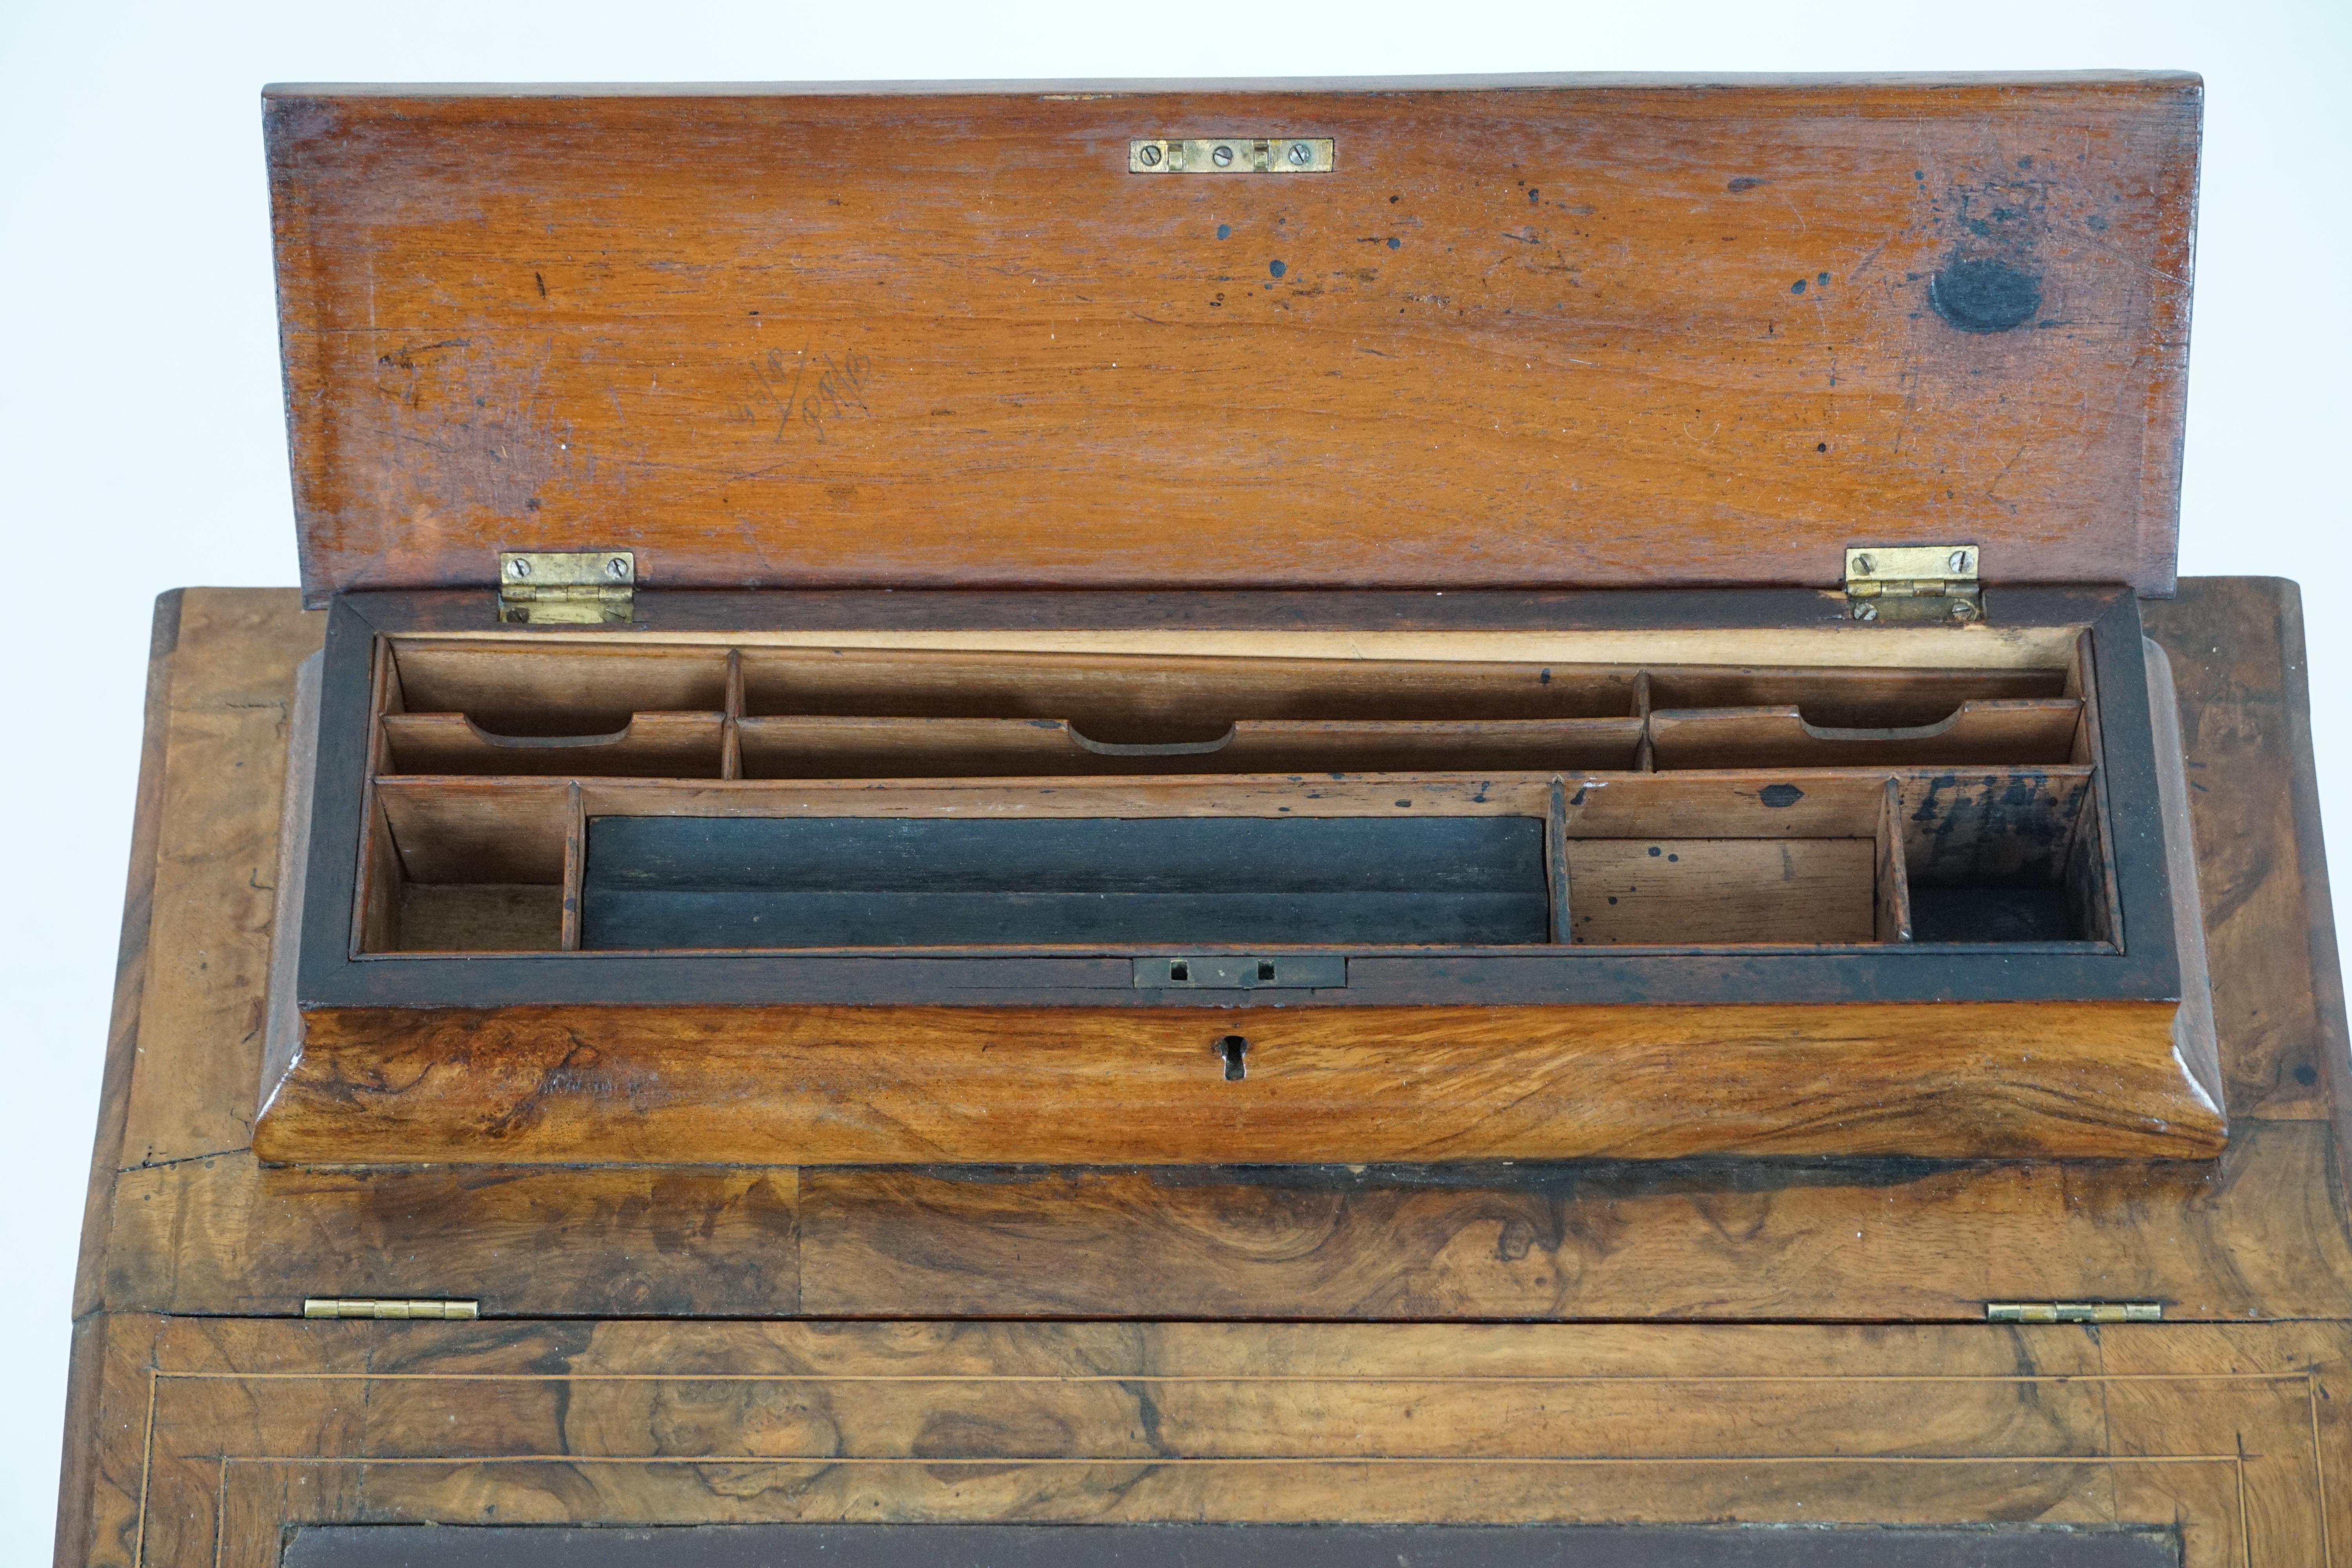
[5,0,2347,1553]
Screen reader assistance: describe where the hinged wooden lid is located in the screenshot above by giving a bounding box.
[267,73,2199,605]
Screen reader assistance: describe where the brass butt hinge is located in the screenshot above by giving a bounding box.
[1845,545,1982,624]
[1129,138,1334,174]
[303,1298,480,1320]
[1987,1302,2162,1323]
[498,550,635,625]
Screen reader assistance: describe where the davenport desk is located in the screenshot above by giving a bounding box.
[49,577,2352,1566]
[48,71,2352,1568]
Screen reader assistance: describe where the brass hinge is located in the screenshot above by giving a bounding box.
[1129,138,1334,174]
[303,1298,480,1319]
[1844,545,1982,623]
[497,550,635,624]
[1987,1302,2163,1323]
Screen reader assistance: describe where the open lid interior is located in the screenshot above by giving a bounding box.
[267,73,2199,605]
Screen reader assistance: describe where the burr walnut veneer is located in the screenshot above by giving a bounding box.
[53,578,2352,1565]
[71,73,2352,1564]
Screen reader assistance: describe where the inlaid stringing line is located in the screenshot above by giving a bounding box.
[134,1368,157,1568]
[2312,1373,2336,1568]
[219,1453,2250,1467]
[150,1370,2327,1387]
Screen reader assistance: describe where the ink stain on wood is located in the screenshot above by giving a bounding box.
[1929,259,2043,333]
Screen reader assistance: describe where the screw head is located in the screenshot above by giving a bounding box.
[1852,602,1879,622]
[1949,550,1970,572]
[1287,141,1313,167]
[1853,553,1874,575]
[1136,143,1163,167]
[507,557,532,579]
[605,555,630,581]
[1212,143,1234,167]
[1949,598,1980,622]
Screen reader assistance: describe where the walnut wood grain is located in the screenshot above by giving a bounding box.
[59,582,2352,1329]
[1646,699,2083,769]
[58,1314,2352,1566]
[51,581,2352,1564]
[257,998,2217,1165]
[267,77,2198,603]
[2144,579,2347,1122]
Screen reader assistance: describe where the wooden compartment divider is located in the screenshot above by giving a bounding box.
[356,766,2102,953]
[356,639,2118,955]
[735,713,1647,778]
[1647,699,2083,770]
[381,710,730,776]
[1875,777,1914,943]
[1546,776,1572,942]
[720,649,743,781]
[559,780,584,953]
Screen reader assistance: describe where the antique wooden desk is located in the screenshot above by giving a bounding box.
[49,576,2352,1564]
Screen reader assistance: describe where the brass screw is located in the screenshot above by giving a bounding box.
[1136,143,1163,167]
[1852,602,1879,622]
[1287,142,1314,167]
[507,557,532,579]
[1852,553,1875,575]
[605,556,630,580]
[1212,143,1234,167]
[1950,598,1980,622]
[1949,550,1970,572]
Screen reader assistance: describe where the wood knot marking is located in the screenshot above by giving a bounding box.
[1929,259,2043,334]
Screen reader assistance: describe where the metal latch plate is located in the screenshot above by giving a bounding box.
[1134,955,1348,989]
[1129,138,1334,174]
[1844,544,1982,623]
[498,551,635,624]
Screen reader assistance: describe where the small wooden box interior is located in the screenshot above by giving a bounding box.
[258,75,2216,1166]
[361,627,2109,956]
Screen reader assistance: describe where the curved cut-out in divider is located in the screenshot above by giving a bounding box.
[735,715,1647,779]
[1069,726,1238,757]
[1647,699,2082,770]
[381,712,728,778]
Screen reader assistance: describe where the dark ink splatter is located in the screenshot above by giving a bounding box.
[1929,259,2043,333]
[1387,237,1401,250]
[1760,784,1805,808]
[1269,260,1287,278]
[1791,279,1807,294]
[1216,223,1231,240]
[1727,176,1765,192]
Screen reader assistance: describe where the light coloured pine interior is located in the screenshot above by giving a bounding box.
[355,633,2116,957]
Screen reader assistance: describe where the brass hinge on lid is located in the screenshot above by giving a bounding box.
[303,1298,479,1319]
[497,550,635,624]
[1129,138,1335,174]
[1987,1302,2162,1323]
[1844,545,1982,624]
